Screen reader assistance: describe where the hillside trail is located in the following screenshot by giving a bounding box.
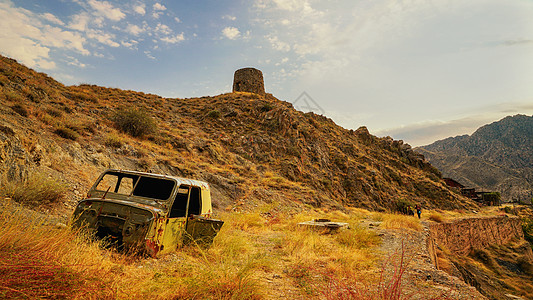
[258,219,486,300]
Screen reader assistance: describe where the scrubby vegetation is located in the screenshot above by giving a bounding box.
[112,108,157,138]
[0,173,67,206]
[0,201,431,299]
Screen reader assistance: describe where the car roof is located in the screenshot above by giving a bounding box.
[103,169,210,190]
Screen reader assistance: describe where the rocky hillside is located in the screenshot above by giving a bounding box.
[0,54,475,213]
[417,115,533,202]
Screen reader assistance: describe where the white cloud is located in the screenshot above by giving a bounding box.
[161,33,185,44]
[144,50,156,60]
[121,39,138,48]
[41,13,64,26]
[42,25,89,55]
[126,24,144,36]
[66,56,86,68]
[87,30,120,47]
[153,3,167,11]
[222,27,240,40]
[155,23,172,35]
[268,35,290,51]
[68,13,91,31]
[0,1,89,69]
[270,0,316,15]
[223,15,237,21]
[134,4,146,15]
[88,0,125,21]
[174,17,181,23]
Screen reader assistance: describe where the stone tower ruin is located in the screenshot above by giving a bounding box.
[232,67,265,96]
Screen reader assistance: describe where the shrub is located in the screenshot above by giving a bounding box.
[523,218,533,245]
[112,108,157,138]
[11,104,28,117]
[207,110,221,118]
[1,173,68,205]
[54,127,79,140]
[260,103,273,112]
[5,90,22,102]
[428,212,444,223]
[395,198,414,215]
[46,108,63,117]
[104,133,123,148]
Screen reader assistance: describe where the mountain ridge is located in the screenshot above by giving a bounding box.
[417,114,533,201]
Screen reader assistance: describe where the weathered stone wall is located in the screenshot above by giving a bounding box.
[232,68,265,96]
[428,216,524,257]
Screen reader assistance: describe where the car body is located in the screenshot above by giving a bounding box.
[72,169,223,256]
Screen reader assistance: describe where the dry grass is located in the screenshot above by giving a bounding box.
[379,214,422,231]
[0,173,68,206]
[0,201,405,299]
[428,212,445,223]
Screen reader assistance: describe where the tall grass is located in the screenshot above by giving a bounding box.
[0,201,428,299]
[0,202,121,299]
[1,173,68,206]
[379,214,422,231]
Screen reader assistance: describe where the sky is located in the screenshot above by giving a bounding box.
[1,0,533,146]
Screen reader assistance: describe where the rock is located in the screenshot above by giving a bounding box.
[55,222,67,229]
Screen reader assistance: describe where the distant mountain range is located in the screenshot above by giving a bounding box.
[416,115,533,202]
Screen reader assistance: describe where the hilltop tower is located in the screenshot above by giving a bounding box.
[232,68,265,96]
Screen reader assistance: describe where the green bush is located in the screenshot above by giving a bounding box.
[523,218,533,245]
[260,103,273,112]
[207,110,221,119]
[395,198,415,215]
[112,108,157,137]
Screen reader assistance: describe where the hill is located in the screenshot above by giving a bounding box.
[417,115,533,202]
[0,54,475,212]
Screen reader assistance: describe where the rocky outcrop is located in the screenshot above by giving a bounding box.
[428,216,525,257]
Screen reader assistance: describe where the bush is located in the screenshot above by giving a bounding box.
[46,108,63,117]
[54,127,79,140]
[428,212,444,223]
[11,104,28,117]
[523,218,533,245]
[207,110,221,118]
[260,103,273,112]
[1,173,68,205]
[104,133,123,148]
[112,108,157,138]
[395,198,414,215]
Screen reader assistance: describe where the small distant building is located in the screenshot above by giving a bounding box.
[461,188,479,200]
[443,177,500,206]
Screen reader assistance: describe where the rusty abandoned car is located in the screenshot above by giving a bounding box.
[72,169,224,257]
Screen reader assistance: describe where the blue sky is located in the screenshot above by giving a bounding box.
[1,0,533,146]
